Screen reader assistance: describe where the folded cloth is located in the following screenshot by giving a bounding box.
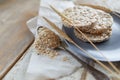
[25,50,81,80]
[25,0,81,80]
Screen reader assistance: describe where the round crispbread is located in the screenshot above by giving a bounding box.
[74,28,112,42]
[62,6,113,34]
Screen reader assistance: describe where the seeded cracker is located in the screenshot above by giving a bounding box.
[62,6,113,34]
[62,5,113,42]
[74,28,112,42]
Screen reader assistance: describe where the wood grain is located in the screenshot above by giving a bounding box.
[0,0,39,79]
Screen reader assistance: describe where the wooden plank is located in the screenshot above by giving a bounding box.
[0,0,39,79]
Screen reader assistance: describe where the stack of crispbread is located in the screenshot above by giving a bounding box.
[62,6,113,42]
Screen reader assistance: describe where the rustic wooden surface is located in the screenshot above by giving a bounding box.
[1,0,120,80]
[0,0,39,79]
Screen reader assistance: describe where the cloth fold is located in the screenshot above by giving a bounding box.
[25,0,81,80]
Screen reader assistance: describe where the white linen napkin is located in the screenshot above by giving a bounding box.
[26,16,95,80]
[25,0,82,80]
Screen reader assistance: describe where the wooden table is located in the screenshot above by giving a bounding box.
[0,0,39,79]
[1,0,120,80]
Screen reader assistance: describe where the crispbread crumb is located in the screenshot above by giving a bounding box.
[34,27,60,58]
[37,27,60,49]
[63,56,69,61]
